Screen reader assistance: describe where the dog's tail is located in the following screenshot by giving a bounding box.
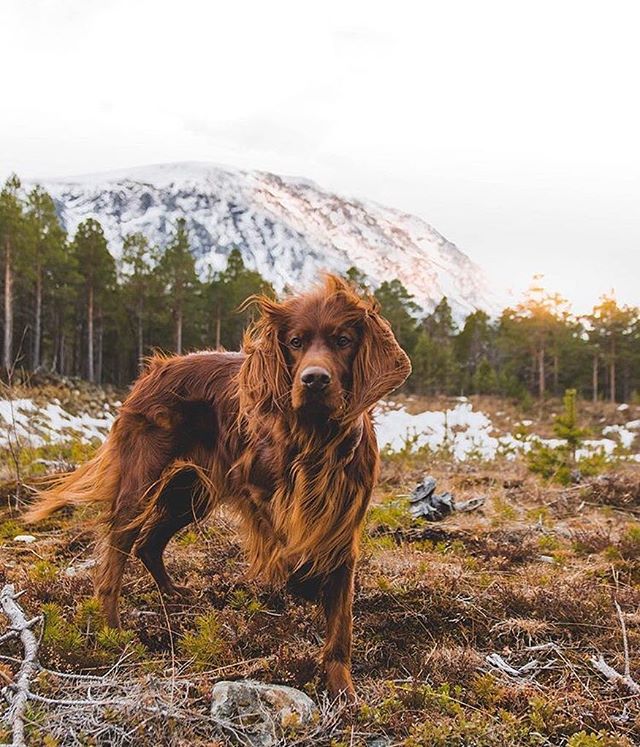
[24,430,121,523]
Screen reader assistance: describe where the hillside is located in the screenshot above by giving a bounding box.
[37,162,497,318]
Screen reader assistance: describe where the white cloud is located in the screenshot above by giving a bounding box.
[1,0,639,312]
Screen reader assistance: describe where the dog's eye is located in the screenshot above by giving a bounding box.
[336,335,351,348]
[289,337,303,349]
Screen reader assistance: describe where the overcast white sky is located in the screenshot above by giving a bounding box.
[2,0,639,312]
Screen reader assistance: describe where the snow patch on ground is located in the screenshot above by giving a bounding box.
[375,402,638,461]
[0,398,114,448]
[0,394,636,464]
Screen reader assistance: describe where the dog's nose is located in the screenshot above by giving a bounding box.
[301,366,331,391]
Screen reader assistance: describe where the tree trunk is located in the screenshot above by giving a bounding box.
[538,343,545,399]
[175,308,183,354]
[3,238,13,373]
[610,359,616,403]
[215,308,221,349]
[87,285,94,382]
[136,299,144,369]
[610,339,616,403]
[553,353,559,394]
[59,328,65,376]
[33,263,42,370]
[96,311,103,385]
[592,353,598,403]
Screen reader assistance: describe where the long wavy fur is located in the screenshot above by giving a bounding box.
[25,274,411,631]
[24,428,121,522]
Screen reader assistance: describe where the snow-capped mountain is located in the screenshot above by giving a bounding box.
[38,162,496,318]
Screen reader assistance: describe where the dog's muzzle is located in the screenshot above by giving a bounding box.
[300,366,331,392]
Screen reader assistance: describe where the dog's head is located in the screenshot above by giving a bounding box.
[239,275,411,426]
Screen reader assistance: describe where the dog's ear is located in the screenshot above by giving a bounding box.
[238,296,291,418]
[346,306,412,420]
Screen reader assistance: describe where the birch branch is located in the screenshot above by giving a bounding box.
[0,584,43,747]
[591,655,640,695]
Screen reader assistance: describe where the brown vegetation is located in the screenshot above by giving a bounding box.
[1,440,640,744]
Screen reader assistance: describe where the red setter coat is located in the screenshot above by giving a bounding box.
[27,275,411,698]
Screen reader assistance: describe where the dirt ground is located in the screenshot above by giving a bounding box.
[1,395,640,745]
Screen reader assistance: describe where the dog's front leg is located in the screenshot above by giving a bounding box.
[321,558,356,701]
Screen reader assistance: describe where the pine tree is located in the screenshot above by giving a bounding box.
[472,357,498,394]
[206,248,274,350]
[0,175,26,372]
[344,266,371,295]
[423,296,456,343]
[553,388,588,463]
[25,186,67,370]
[455,310,495,393]
[374,279,420,356]
[587,295,638,403]
[72,219,115,382]
[411,329,458,395]
[502,277,572,400]
[120,232,160,368]
[159,218,198,354]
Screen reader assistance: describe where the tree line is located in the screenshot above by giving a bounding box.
[359,271,640,404]
[0,175,273,385]
[1,173,639,401]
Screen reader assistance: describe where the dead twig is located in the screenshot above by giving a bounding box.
[590,655,640,695]
[590,583,640,696]
[0,584,43,747]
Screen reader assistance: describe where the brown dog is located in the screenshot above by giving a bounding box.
[26,275,411,698]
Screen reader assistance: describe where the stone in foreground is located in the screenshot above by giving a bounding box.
[210,679,318,746]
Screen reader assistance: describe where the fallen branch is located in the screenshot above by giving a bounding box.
[0,584,43,747]
[485,652,542,678]
[590,655,640,695]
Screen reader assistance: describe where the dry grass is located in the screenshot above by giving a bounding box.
[1,403,640,743]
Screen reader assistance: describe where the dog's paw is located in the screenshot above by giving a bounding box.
[162,583,194,602]
[325,661,356,704]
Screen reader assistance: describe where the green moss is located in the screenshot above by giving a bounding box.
[42,603,84,654]
[177,529,199,546]
[537,534,562,553]
[41,599,146,668]
[28,560,58,584]
[180,612,225,670]
[567,733,632,747]
[228,589,264,614]
[491,495,518,524]
[619,523,640,558]
[367,496,414,532]
[526,506,552,525]
[0,518,22,540]
[366,534,396,552]
[95,626,137,652]
[74,597,106,635]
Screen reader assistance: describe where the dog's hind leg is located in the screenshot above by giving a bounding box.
[94,516,142,629]
[93,417,177,629]
[134,467,212,597]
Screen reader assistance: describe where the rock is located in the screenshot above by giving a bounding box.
[539,555,556,564]
[408,475,485,521]
[13,535,36,543]
[210,680,318,746]
[64,558,97,577]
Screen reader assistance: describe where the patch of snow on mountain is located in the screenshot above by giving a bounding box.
[37,162,498,319]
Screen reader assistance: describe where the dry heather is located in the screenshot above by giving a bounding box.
[1,406,640,744]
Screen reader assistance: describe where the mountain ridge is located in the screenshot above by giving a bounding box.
[35,161,498,319]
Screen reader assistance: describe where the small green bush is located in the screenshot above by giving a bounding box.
[180,612,225,670]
